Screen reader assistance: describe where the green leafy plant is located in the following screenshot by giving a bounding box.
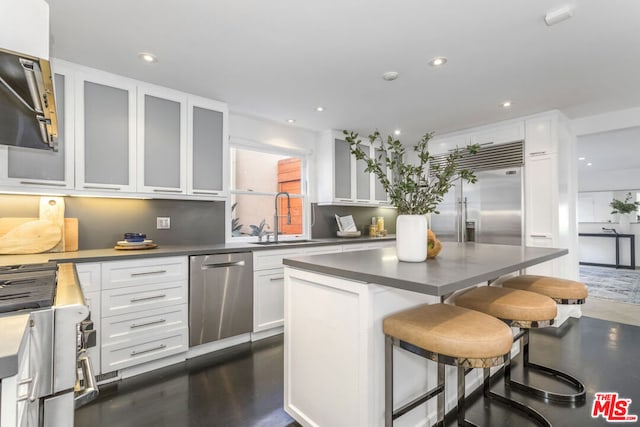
[610,192,640,214]
[343,130,479,215]
[249,219,269,236]
[231,202,244,237]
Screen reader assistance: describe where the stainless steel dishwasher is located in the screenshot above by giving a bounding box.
[189,252,253,347]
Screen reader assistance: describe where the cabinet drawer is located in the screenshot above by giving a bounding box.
[101,328,187,373]
[102,305,187,345]
[253,249,299,270]
[102,281,187,317]
[102,256,187,289]
[76,263,101,293]
[302,245,342,256]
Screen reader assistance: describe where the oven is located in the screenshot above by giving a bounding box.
[0,262,98,426]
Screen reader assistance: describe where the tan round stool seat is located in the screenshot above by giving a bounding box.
[383,303,513,362]
[501,275,588,302]
[454,286,557,322]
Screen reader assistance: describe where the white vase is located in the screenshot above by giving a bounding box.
[619,214,631,233]
[396,214,427,262]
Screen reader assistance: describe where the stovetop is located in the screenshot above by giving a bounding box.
[0,263,57,314]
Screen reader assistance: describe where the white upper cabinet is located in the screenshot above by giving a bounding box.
[428,134,470,156]
[0,61,75,190]
[525,115,557,156]
[317,130,389,206]
[187,96,228,198]
[2,59,229,199]
[469,121,524,146]
[136,84,188,195]
[75,68,137,193]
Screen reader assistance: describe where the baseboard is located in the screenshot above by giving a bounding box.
[251,327,284,342]
[186,333,252,359]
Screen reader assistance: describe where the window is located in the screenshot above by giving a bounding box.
[229,145,307,240]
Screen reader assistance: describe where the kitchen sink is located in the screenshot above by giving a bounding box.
[251,240,317,245]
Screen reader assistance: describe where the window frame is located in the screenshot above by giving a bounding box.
[226,139,311,243]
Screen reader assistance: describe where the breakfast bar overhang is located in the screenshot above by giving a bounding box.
[282,242,568,427]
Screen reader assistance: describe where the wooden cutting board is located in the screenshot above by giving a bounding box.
[39,197,65,252]
[0,218,78,252]
[0,220,62,254]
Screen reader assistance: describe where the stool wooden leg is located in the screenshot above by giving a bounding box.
[385,335,393,427]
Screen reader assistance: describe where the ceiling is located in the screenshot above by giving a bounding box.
[47,0,640,143]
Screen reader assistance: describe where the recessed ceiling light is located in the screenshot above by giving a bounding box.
[382,71,399,81]
[394,129,401,136]
[286,119,295,123]
[578,157,586,161]
[501,101,512,108]
[428,57,448,67]
[316,106,324,112]
[138,52,158,63]
[587,162,593,166]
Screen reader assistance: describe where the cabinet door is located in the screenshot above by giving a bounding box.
[334,138,354,202]
[137,85,187,194]
[75,71,136,192]
[373,148,390,203]
[355,143,372,202]
[470,121,524,146]
[525,153,558,244]
[525,116,556,155]
[187,96,228,197]
[1,65,74,190]
[254,268,285,332]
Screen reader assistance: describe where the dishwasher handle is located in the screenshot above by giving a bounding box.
[200,260,246,269]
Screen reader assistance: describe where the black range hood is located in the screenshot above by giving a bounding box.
[0,48,58,151]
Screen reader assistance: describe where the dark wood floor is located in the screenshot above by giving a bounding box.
[76,317,640,427]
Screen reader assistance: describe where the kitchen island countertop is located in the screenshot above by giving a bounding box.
[283,241,568,296]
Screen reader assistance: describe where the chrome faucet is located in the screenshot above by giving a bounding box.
[274,192,291,243]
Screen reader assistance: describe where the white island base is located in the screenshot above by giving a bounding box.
[283,266,507,427]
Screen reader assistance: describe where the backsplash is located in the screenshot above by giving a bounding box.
[0,195,225,249]
[311,203,397,238]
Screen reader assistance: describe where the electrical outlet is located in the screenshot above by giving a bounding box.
[157,217,171,229]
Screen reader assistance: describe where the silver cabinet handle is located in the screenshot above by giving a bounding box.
[19,180,66,187]
[153,189,183,193]
[83,185,121,191]
[192,190,220,195]
[201,261,245,269]
[530,234,550,238]
[131,270,167,277]
[528,151,547,156]
[269,276,284,281]
[130,318,166,329]
[130,294,166,303]
[336,198,354,202]
[131,344,166,356]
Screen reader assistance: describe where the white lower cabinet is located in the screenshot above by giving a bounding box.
[77,257,189,377]
[253,269,286,332]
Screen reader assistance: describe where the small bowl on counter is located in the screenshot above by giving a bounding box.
[123,232,147,243]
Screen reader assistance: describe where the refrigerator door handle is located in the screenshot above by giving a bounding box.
[462,197,468,242]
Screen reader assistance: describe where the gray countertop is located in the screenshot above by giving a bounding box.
[0,235,395,266]
[283,242,569,296]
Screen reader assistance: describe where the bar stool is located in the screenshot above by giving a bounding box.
[383,303,551,426]
[454,286,586,404]
[501,275,588,305]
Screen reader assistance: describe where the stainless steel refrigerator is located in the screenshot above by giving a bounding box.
[431,167,523,245]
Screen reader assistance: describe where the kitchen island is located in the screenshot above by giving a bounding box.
[282,242,568,427]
